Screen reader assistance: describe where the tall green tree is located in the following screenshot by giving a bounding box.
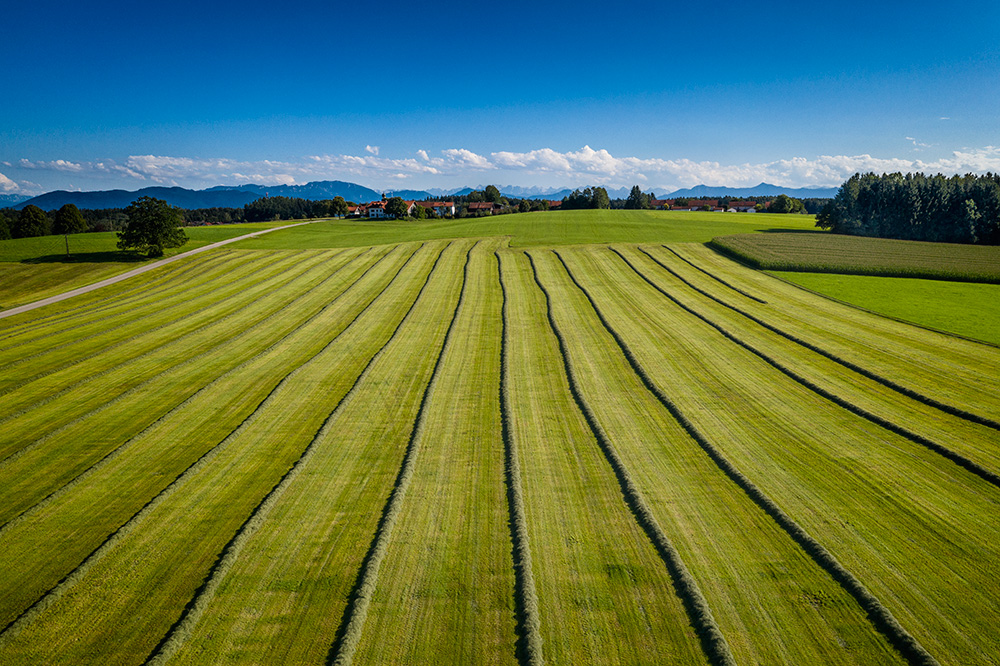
[12,205,49,238]
[117,196,188,257]
[590,187,610,209]
[0,210,12,240]
[384,197,408,219]
[330,196,348,217]
[625,185,651,209]
[484,185,502,203]
[53,203,88,256]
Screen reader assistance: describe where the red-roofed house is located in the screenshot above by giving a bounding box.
[416,201,456,216]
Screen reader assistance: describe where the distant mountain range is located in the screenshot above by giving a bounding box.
[663,183,839,199]
[9,179,837,211]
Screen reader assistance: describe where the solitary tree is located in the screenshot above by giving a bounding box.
[117,196,187,257]
[12,205,49,238]
[53,203,88,256]
[484,185,502,203]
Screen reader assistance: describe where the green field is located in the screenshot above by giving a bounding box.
[710,231,1000,282]
[1,213,998,665]
[775,272,1000,346]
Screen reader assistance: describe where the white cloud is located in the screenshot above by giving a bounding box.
[365,145,380,156]
[0,172,20,193]
[9,145,1000,194]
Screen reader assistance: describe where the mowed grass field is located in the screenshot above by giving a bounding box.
[1,213,999,665]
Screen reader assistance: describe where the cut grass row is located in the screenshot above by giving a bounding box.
[0,250,349,431]
[348,240,517,665]
[0,248,384,528]
[669,243,1000,421]
[556,246,1000,664]
[158,241,471,666]
[710,232,1000,282]
[622,246,1000,479]
[525,249,904,665]
[0,240,454,663]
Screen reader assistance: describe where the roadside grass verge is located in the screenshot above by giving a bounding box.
[710,232,1000,282]
[526,249,905,665]
[560,245,1000,665]
[0,221,297,310]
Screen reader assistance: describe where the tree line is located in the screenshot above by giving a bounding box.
[817,172,1000,244]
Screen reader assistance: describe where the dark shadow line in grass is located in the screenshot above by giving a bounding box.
[0,244,423,646]
[640,247,1000,432]
[326,243,472,666]
[496,251,544,666]
[615,247,1000,491]
[143,242,446,666]
[527,250,735,666]
[554,249,939,666]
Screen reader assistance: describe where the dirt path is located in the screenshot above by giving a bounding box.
[0,220,318,321]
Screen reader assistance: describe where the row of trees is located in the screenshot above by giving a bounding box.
[0,204,89,240]
[817,172,1000,244]
[561,187,611,209]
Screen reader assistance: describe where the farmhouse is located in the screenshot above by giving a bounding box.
[416,201,456,216]
[467,202,497,215]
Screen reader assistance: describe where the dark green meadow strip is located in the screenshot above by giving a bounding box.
[496,251,544,666]
[328,245,472,666]
[661,245,766,303]
[525,251,735,666]
[640,247,1000,433]
[552,250,939,666]
[0,250,250,352]
[0,248,377,533]
[611,247,1000,490]
[0,249,343,427]
[0,249,233,343]
[142,243,455,666]
[0,244,429,637]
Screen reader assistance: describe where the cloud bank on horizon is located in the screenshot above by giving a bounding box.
[4,145,1000,197]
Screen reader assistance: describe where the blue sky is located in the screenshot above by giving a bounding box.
[2,0,998,195]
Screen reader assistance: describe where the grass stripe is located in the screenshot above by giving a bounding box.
[142,242,454,666]
[642,247,1000,432]
[0,249,372,534]
[328,243,472,666]
[526,251,736,666]
[611,247,1000,489]
[661,245,767,303]
[0,244,422,637]
[553,249,939,666]
[496,251,544,666]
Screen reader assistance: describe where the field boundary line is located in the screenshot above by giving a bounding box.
[327,243,473,666]
[554,249,940,666]
[614,248,1000,489]
[641,247,1000,432]
[0,220,321,321]
[0,243,424,644]
[142,242,451,666]
[0,249,381,536]
[526,250,735,666]
[662,245,766,303]
[496,251,544,666]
